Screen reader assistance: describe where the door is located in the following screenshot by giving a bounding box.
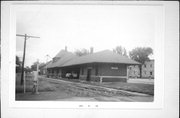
[86,69,91,81]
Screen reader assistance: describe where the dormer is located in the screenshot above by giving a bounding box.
[53,57,61,63]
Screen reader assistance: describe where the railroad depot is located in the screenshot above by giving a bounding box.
[46,49,140,83]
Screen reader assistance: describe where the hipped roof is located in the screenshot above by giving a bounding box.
[62,50,140,67]
[45,61,53,68]
[47,50,140,68]
[47,50,77,68]
[54,49,69,58]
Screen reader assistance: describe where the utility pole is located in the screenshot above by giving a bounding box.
[16,34,40,85]
[45,54,50,76]
[36,59,39,94]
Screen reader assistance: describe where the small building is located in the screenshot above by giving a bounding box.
[47,49,140,83]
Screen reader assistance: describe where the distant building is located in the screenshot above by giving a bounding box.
[128,65,140,78]
[47,49,140,83]
[142,60,154,78]
[128,60,154,79]
[39,61,52,75]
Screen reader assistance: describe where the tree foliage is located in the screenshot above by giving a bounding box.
[31,61,46,71]
[31,62,39,71]
[16,56,21,66]
[16,56,32,73]
[113,46,128,57]
[16,56,22,73]
[24,66,31,73]
[129,47,153,78]
[129,47,153,64]
[74,48,90,56]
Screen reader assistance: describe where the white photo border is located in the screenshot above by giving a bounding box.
[3,1,165,109]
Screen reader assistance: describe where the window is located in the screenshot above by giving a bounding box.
[150,64,152,68]
[53,57,60,63]
[150,71,152,75]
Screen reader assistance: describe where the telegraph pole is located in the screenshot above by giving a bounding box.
[45,54,50,76]
[16,34,40,85]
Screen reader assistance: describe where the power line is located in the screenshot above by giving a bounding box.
[16,34,40,85]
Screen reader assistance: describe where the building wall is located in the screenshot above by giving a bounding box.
[99,63,126,76]
[128,60,154,78]
[142,60,154,78]
[47,68,62,78]
[79,64,97,81]
[79,63,127,82]
[128,65,140,78]
[48,63,128,82]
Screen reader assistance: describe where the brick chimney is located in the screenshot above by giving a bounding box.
[65,46,67,52]
[90,47,93,54]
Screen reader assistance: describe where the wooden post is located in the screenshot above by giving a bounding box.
[23,71,26,93]
[127,66,129,80]
[20,34,27,85]
[100,76,102,83]
[16,34,40,85]
[36,60,39,94]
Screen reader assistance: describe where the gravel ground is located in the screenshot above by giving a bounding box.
[16,76,154,102]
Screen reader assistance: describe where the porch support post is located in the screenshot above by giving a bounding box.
[127,66,129,80]
[100,76,103,83]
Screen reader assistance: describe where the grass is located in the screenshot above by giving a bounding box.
[16,74,154,96]
[16,75,154,101]
[51,77,154,95]
[98,82,154,95]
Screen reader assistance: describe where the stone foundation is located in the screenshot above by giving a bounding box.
[102,77,127,82]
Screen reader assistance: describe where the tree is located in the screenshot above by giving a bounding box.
[113,46,128,57]
[24,66,31,73]
[16,56,22,73]
[31,61,46,74]
[74,48,90,56]
[129,47,153,78]
[31,61,39,71]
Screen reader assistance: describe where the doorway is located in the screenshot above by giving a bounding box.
[86,69,91,81]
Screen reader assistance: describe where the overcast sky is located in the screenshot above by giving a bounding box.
[16,5,157,67]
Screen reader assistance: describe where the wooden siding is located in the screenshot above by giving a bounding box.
[79,63,127,82]
[99,63,127,76]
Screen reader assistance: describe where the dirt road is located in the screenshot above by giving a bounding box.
[16,77,153,102]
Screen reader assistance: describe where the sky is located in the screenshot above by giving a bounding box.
[16,5,156,67]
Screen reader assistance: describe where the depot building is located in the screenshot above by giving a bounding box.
[46,48,140,83]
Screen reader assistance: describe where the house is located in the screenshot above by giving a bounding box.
[47,49,140,82]
[142,60,154,78]
[128,65,140,78]
[128,60,154,79]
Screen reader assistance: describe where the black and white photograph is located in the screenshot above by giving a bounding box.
[15,4,156,102]
[1,1,179,118]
